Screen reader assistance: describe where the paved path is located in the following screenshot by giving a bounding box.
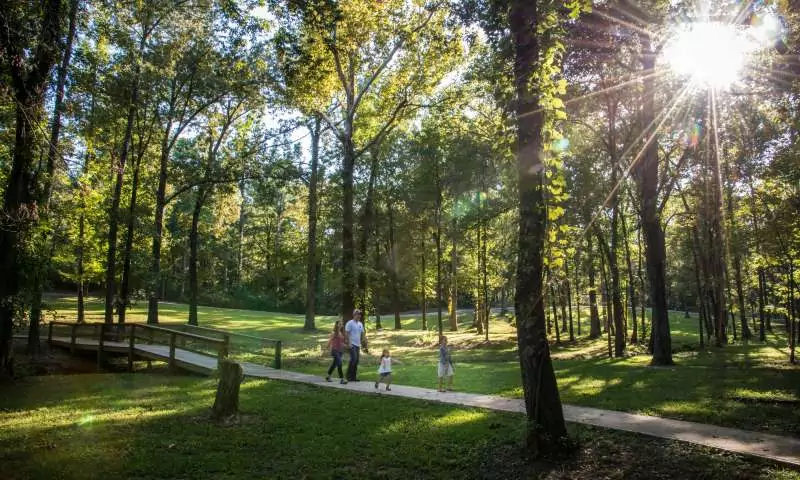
[38,332,800,467]
[242,365,800,467]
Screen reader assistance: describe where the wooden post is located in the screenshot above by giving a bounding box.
[128,324,136,372]
[97,323,105,371]
[169,332,176,372]
[48,322,53,344]
[212,359,243,425]
[219,335,230,369]
[70,323,77,354]
[274,340,282,369]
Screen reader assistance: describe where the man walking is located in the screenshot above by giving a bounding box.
[345,309,366,381]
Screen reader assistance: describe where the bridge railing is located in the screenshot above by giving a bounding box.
[160,323,282,369]
[130,324,229,372]
[47,321,230,372]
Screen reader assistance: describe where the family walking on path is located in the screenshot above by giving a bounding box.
[325,309,366,383]
[325,309,455,391]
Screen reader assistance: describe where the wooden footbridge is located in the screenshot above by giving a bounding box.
[46,321,282,376]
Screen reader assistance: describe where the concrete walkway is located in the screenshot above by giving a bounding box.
[242,365,800,467]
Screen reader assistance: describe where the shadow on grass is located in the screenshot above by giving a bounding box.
[2,374,797,480]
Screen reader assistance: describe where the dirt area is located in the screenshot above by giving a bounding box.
[11,341,99,376]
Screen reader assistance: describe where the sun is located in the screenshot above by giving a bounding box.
[662,22,752,89]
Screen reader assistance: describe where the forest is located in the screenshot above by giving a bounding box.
[1,0,799,456]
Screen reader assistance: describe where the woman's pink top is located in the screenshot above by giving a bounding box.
[330,332,345,352]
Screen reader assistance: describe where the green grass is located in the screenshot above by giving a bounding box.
[1,373,798,480]
[42,294,800,436]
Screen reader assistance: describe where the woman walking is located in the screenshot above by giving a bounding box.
[326,320,347,384]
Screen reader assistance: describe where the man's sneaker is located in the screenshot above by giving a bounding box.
[325,376,331,382]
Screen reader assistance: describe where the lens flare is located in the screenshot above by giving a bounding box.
[663,22,752,88]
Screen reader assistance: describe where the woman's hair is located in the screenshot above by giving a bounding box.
[332,320,342,334]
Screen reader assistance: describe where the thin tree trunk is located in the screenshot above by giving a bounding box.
[758,267,767,341]
[449,222,458,331]
[421,235,427,330]
[706,93,728,347]
[599,248,613,358]
[566,277,574,342]
[77,203,86,324]
[388,202,401,330]
[551,283,561,344]
[588,236,601,339]
[105,41,143,324]
[785,259,795,363]
[436,175,443,337]
[374,232,383,330]
[341,135,356,320]
[188,189,204,326]
[27,0,81,354]
[118,153,143,324]
[357,154,380,310]
[574,262,581,337]
[304,118,321,330]
[620,209,638,343]
[482,218,489,341]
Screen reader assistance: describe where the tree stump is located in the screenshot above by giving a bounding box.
[212,359,243,425]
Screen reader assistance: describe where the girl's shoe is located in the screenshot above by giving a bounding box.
[325,376,331,382]
[374,382,379,389]
[386,386,391,391]
[340,379,348,384]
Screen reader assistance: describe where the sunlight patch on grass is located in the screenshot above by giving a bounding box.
[429,410,489,428]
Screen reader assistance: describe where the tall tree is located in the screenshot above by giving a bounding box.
[0,0,66,375]
[273,0,461,319]
[509,0,571,453]
[304,116,323,330]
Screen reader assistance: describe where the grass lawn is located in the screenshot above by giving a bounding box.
[42,294,800,436]
[1,373,798,480]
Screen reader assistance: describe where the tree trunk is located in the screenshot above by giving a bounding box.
[421,235,427,330]
[304,118,321,330]
[620,210,638,343]
[689,220,706,349]
[374,234,383,330]
[511,0,567,454]
[565,277,574,342]
[77,200,86,324]
[27,0,80,355]
[357,155,380,310]
[448,225,458,331]
[481,219,489,341]
[213,359,243,424]
[599,248,613,358]
[188,189,205,326]
[550,282,560,344]
[341,136,356,320]
[148,129,171,325]
[574,262,581,337]
[706,93,728,347]
[0,0,64,376]
[105,47,142,324]
[787,260,795,364]
[638,40,672,365]
[388,202,401,330]
[758,267,767,341]
[118,154,143,324]
[588,236,601,339]
[435,175,443,337]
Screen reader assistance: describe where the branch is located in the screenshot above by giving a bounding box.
[657,146,693,214]
[354,97,410,160]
